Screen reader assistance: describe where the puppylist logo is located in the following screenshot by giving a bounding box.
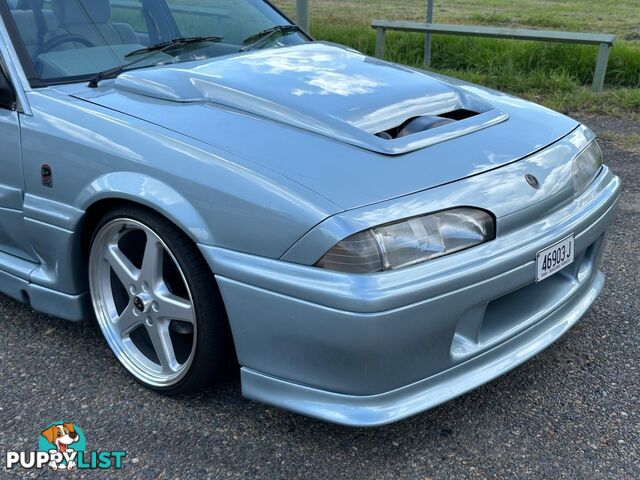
[5,422,126,471]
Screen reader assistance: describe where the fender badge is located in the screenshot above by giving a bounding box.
[41,164,52,188]
[525,173,540,190]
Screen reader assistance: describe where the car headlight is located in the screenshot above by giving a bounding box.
[315,208,496,273]
[573,141,603,197]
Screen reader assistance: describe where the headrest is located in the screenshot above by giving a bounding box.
[18,0,43,8]
[7,0,20,9]
[52,0,111,26]
[10,9,39,45]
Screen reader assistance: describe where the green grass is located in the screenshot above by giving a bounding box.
[272,0,640,39]
[271,0,640,116]
[599,131,640,154]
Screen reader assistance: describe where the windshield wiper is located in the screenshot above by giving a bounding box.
[124,36,223,58]
[240,25,303,52]
[88,36,223,88]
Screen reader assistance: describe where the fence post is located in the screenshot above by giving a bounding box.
[296,0,310,32]
[424,0,434,68]
[375,27,386,58]
[592,42,611,92]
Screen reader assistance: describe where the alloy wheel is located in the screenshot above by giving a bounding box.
[89,218,197,387]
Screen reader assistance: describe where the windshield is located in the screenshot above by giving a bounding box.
[2,0,308,85]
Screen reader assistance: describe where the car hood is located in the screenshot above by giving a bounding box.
[71,42,579,209]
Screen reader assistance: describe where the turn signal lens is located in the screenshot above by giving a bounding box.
[573,141,603,197]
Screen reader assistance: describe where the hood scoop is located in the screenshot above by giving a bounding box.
[112,43,508,155]
[376,109,479,140]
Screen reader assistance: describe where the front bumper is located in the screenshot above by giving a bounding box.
[200,163,620,426]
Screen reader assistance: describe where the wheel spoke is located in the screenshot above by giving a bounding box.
[106,243,140,286]
[141,230,164,287]
[156,292,195,323]
[116,303,143,336]
[147,321,179,372]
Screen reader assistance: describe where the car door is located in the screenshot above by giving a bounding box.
[0,60,36,262]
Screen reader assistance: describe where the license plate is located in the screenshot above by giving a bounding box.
[536,235,575,282]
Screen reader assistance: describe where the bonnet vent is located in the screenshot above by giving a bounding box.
[376,109,480,140]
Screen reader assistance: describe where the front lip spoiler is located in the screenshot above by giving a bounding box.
[241,269,604,427]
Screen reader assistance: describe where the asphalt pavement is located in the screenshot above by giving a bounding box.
[1,114,638,479]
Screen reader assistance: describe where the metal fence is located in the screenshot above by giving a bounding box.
[292,0,435,67]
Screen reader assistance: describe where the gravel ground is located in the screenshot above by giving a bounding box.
[1,114,638,480]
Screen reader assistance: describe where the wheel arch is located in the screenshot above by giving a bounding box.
[81,194,239,390]
[76,175,238,364]
[76,173,215,254]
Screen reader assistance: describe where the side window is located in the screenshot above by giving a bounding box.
[110,0,150,45]
[0,65,16,111]
[111,0,147,33]
[166,1,271,45]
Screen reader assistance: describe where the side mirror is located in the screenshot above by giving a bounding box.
[0,68,16,111]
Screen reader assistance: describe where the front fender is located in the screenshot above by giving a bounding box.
[20,90,341,300]
[22,89,340,257]
[76,172,214,245]
[20,173,209,320]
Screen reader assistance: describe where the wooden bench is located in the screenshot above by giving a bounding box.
[371,20,616,91]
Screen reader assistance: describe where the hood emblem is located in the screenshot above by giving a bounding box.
[525,174,541,190]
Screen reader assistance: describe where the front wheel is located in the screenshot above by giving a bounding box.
[88,205,229,394]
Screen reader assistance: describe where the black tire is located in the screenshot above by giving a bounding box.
[88,204,231,395]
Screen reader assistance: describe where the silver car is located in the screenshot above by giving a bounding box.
[0,0,620,426]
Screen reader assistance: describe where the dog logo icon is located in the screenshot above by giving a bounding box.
[39,422,84,470]
[5,421,126,471]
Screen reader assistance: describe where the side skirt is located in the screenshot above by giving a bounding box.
[0,251,89,322]
[0,193,90,322]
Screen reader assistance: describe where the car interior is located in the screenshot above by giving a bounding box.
[10,0,142,52]
[8,0,145,77]
[6,0,249,80]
